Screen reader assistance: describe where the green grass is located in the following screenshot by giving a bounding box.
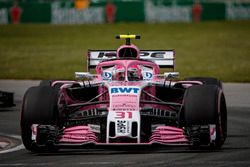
[0,21,250,82]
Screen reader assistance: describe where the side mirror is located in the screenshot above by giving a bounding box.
[164,72,179,79]
[75,72,93,80]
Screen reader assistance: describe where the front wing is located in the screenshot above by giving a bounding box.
[31,123,217,148]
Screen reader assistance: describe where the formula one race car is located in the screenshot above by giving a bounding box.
[21,35,227,152]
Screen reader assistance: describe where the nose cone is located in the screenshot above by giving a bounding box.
[106,85,141,142]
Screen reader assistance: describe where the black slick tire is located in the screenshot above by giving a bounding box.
[184,85,227,149]
[184,77,223,89]
[21,86,59,152]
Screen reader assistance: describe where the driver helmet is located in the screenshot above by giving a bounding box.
[128,65,142,81]
[113,65,125,81]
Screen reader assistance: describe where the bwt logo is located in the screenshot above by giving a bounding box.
[111,87,140,94]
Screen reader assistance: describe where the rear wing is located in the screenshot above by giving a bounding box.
[87,50,175,71]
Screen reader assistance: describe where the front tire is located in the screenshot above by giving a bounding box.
[184,85,227,149]
[21,86,59,152]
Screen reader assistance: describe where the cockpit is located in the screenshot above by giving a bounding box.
[96,59,160,81]
[102,65,143,81]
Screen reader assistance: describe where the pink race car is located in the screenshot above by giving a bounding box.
[21,35,227,152]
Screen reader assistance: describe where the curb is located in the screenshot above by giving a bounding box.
[0,134,23,154]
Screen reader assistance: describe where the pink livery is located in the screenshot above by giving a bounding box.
[21,35,227,152]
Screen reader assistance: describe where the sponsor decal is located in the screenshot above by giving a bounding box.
[102,71,112,80]
[97,52,116,58]
[88,124,100,133]
[143,71,153,80]
[112,102,137,111]
[145,1,191,23]
[110,87,140,111]
[51,2,104,24]
[116,120,130,134]
[140,51,166,58]
[226,2,250,20]
[96,51,171,59]
[62,135,89,140]
[111,87,139,94]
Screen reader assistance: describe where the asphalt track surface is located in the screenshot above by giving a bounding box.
[0,80,250,167]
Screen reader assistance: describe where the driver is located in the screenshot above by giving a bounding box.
[113,65,125,81]
[127,65,142,81]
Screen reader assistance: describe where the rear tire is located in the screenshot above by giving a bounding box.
[39,80,53,86]
[21,86,59,152]
[184,77,223,89]
[39,80,64,89]
[184,85,227,149]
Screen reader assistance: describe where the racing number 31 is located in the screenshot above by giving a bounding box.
[115,111,132,119]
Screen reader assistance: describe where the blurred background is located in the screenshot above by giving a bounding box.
[1,0,250,24]
[0,0,250,82]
